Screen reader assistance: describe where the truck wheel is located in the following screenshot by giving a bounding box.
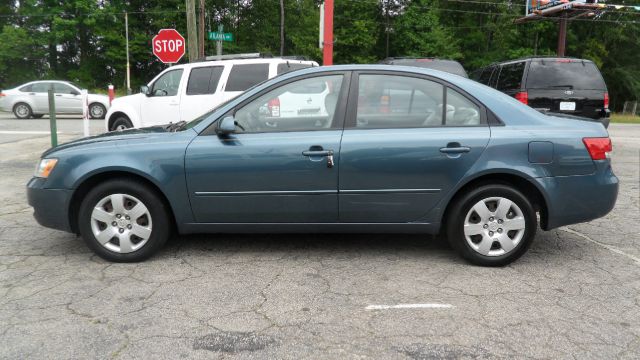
[110,116,133,131]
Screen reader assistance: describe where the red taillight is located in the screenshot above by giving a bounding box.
[583,137,612,160]
[0,92,5,97]
[604,92,609,109]
[268,98,280,117]
[515,91,528,105]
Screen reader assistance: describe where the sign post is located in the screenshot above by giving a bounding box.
[207,26,234,59]
[82,90,89,137]
[47,85,57,147]
[152,29,186,64]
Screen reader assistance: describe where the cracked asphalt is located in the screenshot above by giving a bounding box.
[1,113,639,359]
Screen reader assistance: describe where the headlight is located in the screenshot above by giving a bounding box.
[34,158,58,178]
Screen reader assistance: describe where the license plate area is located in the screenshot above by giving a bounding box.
[559,101,576,111]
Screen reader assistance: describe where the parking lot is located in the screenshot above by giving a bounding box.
[1,111,639,358]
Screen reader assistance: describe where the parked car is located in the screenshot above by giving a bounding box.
[0,80,110,119]
[471,57,610,127]
[28,65,618,266]
[105,54,318,131]
[380,57,468,77]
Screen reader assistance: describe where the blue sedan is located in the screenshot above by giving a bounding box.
[26,65,618,266]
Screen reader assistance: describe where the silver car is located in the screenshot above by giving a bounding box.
[0,80,110,119]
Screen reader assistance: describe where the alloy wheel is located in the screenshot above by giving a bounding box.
[463,196,526,257]
[15,104,30,118]
[90,104,105,118]
[90,193,152,253]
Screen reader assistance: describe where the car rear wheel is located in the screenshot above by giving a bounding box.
[110,116,133,131]
[446,184,536,266]
[78,179,171,262]
[89,103,107,119]
[13,103,32,119]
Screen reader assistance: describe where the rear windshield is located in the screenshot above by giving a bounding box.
[390,59,468,77]
[277,62,313,74]
[526,60,606,90]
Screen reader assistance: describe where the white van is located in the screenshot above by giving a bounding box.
[105,54,318,131]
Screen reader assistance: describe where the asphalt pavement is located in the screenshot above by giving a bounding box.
[1,112,639,359]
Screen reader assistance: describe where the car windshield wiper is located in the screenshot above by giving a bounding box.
[164,120,187,132]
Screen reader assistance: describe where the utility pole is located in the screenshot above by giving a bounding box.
[384,1,390,58]
[322,0,334,65]
[198,0,205,58]
[280,0,285,56]
[186,0,198,62]
[125,12,131,94]
[557,13,567,57]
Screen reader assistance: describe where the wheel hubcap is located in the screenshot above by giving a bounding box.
[90,193,152,253]
[16,105,28,117]
[90,105,104,117]
[463,197,526,257]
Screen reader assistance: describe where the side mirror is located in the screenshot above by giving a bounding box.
[217,116,236,134]
[140,85,150,96]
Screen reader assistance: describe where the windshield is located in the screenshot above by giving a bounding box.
[526,61,606,90]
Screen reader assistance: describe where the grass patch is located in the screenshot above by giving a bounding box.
[611,113,640,124]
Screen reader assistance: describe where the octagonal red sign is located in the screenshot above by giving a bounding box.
[152,29,186,64]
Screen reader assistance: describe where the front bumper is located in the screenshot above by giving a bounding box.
[536,162,618,230]
[26,177,73,232]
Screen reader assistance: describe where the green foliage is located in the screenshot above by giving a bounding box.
[0,0,638,109]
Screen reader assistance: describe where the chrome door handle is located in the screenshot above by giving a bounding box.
[439,146,470,154]
[302,150,333,157]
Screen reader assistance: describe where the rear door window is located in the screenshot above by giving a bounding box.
[496,62,525,91]
[525,60,606,90]
[186,66,223,95]
[225,64,270,91]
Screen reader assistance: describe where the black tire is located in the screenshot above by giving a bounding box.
[13,103,32,119]
[110,116,133,131]
[445,184,537,267]
[32,114,45,119]
[89,103,107,119]
[77,178,171,262]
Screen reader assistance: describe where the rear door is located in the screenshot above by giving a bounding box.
[30,82,51,113]
[180,65,225,121]
[338,72,490,223]
[525,60,608,119]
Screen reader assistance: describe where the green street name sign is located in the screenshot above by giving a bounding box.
[208,32,233,41]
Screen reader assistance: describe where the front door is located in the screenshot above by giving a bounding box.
[185,73,349,223]
[140,69,184,126]
[338,73,491,223]
[53,83,82,113]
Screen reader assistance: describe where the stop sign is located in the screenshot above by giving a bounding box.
[152,29,186,64]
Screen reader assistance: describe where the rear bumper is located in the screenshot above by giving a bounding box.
[536,163,618,230]
[26,177,73,232]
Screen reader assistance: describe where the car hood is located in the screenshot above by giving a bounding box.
[42,126,182,158]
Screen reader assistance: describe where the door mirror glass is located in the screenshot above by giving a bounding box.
[140,85,150,96]
[217,116,236,134]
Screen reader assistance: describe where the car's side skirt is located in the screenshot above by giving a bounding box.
[180,222,441,235]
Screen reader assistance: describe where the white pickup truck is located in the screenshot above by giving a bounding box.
[105,55,318,131]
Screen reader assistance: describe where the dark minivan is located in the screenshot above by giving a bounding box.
[381,57,468,78]
[471,57,610,127]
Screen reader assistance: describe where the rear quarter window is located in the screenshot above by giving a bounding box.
[225,64,270,92]
[496,62,525,91]
[525,60,606,90]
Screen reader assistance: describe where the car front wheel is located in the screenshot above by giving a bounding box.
[89,103,107,119]
[446,184,537,266]
[110,116,133,131]
[78,179,171,262]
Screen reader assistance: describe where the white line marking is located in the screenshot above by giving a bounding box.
[561,227,640,266]
[365,303,454,310]
[0,131,64,135]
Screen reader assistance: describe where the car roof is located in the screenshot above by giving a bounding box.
[169,57,318,70]
[479,56,594,68]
